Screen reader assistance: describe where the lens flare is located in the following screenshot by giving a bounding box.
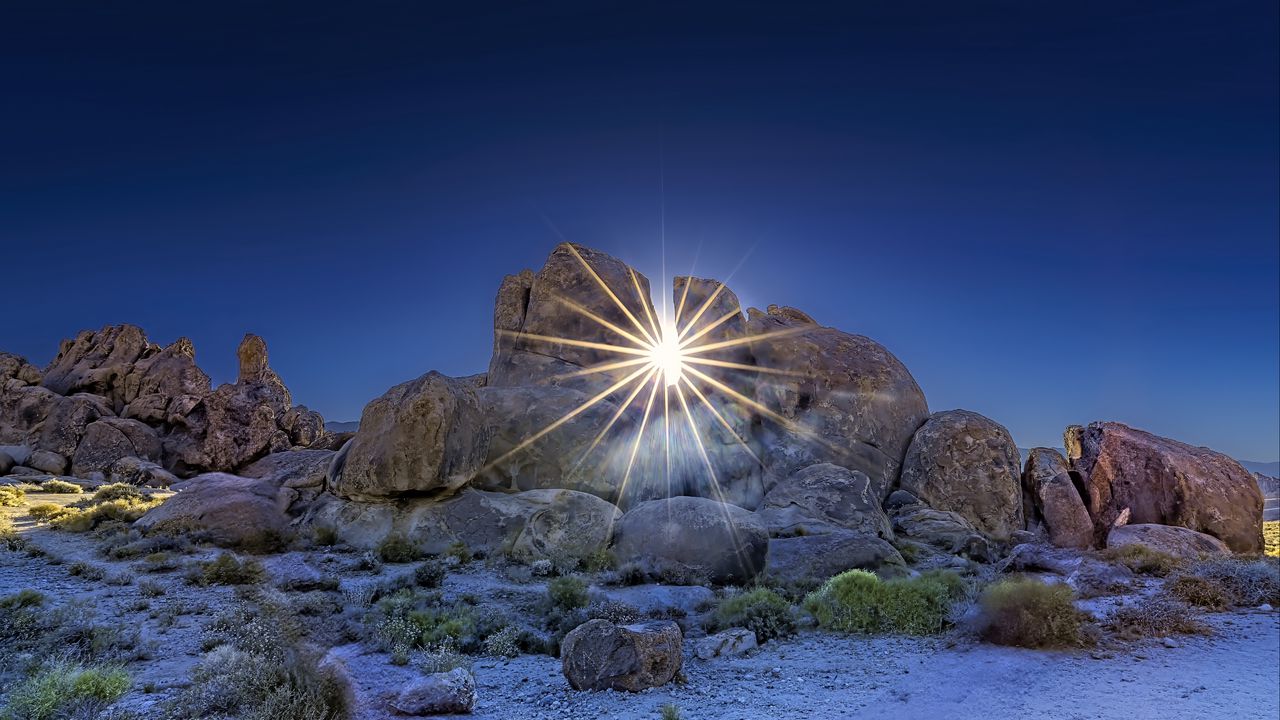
[652,320,686,387]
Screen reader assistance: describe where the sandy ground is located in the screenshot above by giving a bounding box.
[2,499,1278,720]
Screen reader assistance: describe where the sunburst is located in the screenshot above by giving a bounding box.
[484,244,812,505]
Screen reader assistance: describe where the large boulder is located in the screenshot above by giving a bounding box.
[119,337,211,425]
[0,353,41,386]
[899,410,1023,541]
[506,489,622,566]
[331,371,488,500]
[757,463,892,539]
[560,619,683,692]
[34,393,115,460]
[70,417,161,477]
[611,496,768,584]
[134,472,291,547]
[764,530,904,585]
[890,500,993,561]
[1022,448,1093,549]
[1106,523,1231,561]
[747,306,929,500]
[27,449,68,475]
[108,456,177,487]
[1067,422,1263,553]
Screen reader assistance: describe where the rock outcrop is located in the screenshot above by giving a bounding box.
[134,472,292,547]
[560,620,683,692]
[611,496,768,584]
[0,325,329,482]
[1066,422,1263,553]
[899,410,1023,542]
[1021,448,1093,549]
[1106,523,1231,560]
[757,463,892,540]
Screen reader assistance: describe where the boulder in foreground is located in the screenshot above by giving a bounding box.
[561,619,683,692]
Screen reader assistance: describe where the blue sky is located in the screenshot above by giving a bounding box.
[2,1,1276,460]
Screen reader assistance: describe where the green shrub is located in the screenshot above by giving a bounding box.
[0,588,46,611]
[709,588,796,643]
[0,485,27,507]
[1103,545,1182,576]
[26,503,66,522]
[1182,557,1280,607]
[138,580,166,598]
[92,483,144,503]
[661,704,682,720]
[579,548,617,573]
[1,661,129,720]
[547,576,589,611]
[311,525,339,547]
[481,626,521,658]
[67,562,107,581]
[977,578,1084,648]
[802,569,955,635]
[1105,598,1207,639]
[377,535,421,563]
[444,541,472,564]
[38,479,82,494]
[414,560,446,588]
[49,497,162,533]
[186,553,263,586]
[167,641,349,720]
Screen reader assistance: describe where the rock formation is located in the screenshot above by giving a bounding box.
[1066,422,1263,553]
[0,325,329,482]
[1021,448,1093,549]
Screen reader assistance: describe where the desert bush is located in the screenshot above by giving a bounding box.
[0,485,27,507]
[1165,574,1229,610]
[547,576,589,612]
[376,534,421,563]
[1264,521,1278,558]
[803,569,960,635]
[0,661,129,720]
[708,587,796,643]
[186,553,263,586]
[37,479,82,494]
[1103,545,1182,576]
[26,503,66,523]
[579,548,617,573]
[414,559,446,588]
[49,498,162,533]
[1106,597,1207,639]
[661,704,683,720]
[976,577,1084,648]
[444,540,473,564]
[137,580,166,598]
[1,588,46,611]
[168,641,349,720]
[366,589,506,656]
[0,516,21,550]
[481,626,521,658]
[1179,557,1280,607]
[92,483,144,503]
[108,533,191,560]
[105,571,135,587]
[68,561,107,581]
[311,525,339,547]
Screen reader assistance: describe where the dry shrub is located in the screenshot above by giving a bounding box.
[0,485,27,507]
[1105,597,1208,640]
[977,577,1085,648]
[38,479,83,494]
[1103,545,1182,576]
[1182,557,1280,607]
[1264,521,1278,558]
[1165,574,1229,610]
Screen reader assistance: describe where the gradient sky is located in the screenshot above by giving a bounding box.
[2,1,1277,461]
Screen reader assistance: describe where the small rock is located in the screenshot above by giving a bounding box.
[1162,637,1180,648]
[1258,603,1273,612]
[390,668,477,715]
[694,628,758,660]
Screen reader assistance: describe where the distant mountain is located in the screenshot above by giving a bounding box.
[325,420,359,433]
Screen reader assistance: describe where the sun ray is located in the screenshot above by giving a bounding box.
[573,364,659,471]
[681,364,799,429]
[618,370,663,503]
[563,243,658,347]
[679,374,762,466]
[679,325,811,356]
[677,281,727,341]
[482,363,654,473]
[498,330,651,357]
[673,275,694,328]
[678,306,743,349]
[629,267,663,342]
[551,294,654,350]
[552,356,653,381]
[682,356,804,376]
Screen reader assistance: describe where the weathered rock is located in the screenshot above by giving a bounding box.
[0,451,12,476]
[135,473,290,547]
[41,324,151,405]
[899,410,1023,541]
[281,405,328,448]
[163,381,291,475]
[1106,523,1231,561]
[1022,448,1093,549]
[118,336,211,425]
[890,504,993,561]
[27,449,68,475]
[595,584,716,617]
[747,307,928,501]
[560,619,683,692]
[108,456,178,487]
[1000,543,1135,597]
[764,530,905,585]
[390,668,477,715]
[240,449,334,489]
[332,371,488,500]
[507,489,621,566]
[1068,422,1263,553]
[70,417,161,477]
[694,628,758,660]
[34,393,114,460]
[0,353,41,386]
[612,496,768,584]
[758,463,892,539]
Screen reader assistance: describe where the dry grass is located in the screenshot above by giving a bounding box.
[1179,557,1280,607]
[1105,597,1208,640]
[1103,545,1182,576]
[1264,521,1279,558]
[977,577,1086,648]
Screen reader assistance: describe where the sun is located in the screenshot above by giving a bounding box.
[652,320,686,387]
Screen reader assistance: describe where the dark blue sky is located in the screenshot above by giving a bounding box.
[2,1,1277,461]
